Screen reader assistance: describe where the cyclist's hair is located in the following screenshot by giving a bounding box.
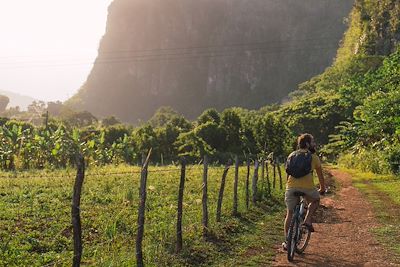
[297,133,313,149]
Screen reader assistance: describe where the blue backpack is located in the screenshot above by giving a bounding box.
[285,150,312,178]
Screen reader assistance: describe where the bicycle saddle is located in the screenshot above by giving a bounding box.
[293,191,306,197]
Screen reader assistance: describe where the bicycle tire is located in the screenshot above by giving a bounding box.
[295,224,311,254]
[287,214,298,262]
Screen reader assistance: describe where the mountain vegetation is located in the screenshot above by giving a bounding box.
[67,0,353,123]
[275,0,400,174]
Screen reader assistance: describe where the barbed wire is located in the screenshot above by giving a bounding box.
[0,158,284,179]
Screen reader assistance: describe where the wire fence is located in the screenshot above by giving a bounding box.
[1,153,285,266]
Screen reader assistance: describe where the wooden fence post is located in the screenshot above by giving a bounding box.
[216,160,232,222]
[72,155,85,267]
[245,157,250,210]
[233,155,239,216]
[202,155,209,239]
[136,149,152,267]
[266,160,271,196]
[261,158,265,198]
[277,158,283,190]
[176,158,186,253]
[273,160,276,189]
[252,160,259,204]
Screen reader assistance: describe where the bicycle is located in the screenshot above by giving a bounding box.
[286,191,311,262]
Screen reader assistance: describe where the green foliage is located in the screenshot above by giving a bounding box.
[198,108,221,125]
[277,92,351,145]
[175,130,215,161]
[101,115,121,126]
[276,0,400,174]
[63,110,98,127]
[0,96,293,169]
[220,109,242,154]
[252,114,291,156]
[338,150,392,175]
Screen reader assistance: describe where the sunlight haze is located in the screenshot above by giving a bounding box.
[0,0,113,103]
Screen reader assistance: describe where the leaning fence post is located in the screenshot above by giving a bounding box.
[136,149,152,267]
[266,160,271,196]
[261,158,265,197]
[217,160,232,222]
[202,155,209,239]
[245,157,250,210]
[252,160,259,204]
[277,158,283,190]
[233,155,239,216]
[273,160,276,189]
[72,155,85,267]
[176,158,186,253]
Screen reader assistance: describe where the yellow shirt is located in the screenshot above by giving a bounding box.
[286,150,321,190]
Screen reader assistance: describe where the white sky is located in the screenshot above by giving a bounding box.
[0,0,113,102]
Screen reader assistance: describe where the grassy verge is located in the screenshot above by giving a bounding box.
[0,164,285,266]
[336,166,400,260]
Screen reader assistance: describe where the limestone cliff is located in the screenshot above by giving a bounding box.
[68,0,354,123]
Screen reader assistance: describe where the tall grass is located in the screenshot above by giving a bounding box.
[0,164,285,266]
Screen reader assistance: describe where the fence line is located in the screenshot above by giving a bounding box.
[3,152,287,265]
[0,165,232,179]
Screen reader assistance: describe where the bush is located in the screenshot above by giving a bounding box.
[338,149,391,174]
[387,146,400,174]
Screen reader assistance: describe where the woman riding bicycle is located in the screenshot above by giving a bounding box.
[282,133,326,250]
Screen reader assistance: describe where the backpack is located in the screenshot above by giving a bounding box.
[285,150,312,178]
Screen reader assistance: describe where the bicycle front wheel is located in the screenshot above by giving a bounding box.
[287,215,298,262]
[295,224,311,254]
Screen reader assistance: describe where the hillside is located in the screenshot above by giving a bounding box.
[68,0,354,123]
[276,0,400,172]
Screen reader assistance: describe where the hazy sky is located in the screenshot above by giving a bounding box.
[0,0,113,102]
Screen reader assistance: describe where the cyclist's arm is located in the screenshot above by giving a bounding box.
[315,166,326,193]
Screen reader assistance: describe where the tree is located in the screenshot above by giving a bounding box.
[149,106,180,128]
[47,101,64,116]
[102,116,121,126]
[0,95,9,112]
[197,108,220,125]
[220,109,242,153]
[64,111,98,127]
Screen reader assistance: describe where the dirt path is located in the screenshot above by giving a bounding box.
[272,168,399,267]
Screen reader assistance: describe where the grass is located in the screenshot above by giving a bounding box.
[336,166,400,260]
[0,164,286,266]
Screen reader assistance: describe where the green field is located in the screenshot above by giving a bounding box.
[0,164,286,266]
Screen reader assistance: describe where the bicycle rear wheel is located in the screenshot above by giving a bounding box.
[295,224,311,254]
[287,215,298,262]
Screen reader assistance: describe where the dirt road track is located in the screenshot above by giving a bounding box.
[272,168,399,267]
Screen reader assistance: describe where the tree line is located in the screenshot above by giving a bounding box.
[0,106,291,171]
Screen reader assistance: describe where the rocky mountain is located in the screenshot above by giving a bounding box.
[68,0,354,123]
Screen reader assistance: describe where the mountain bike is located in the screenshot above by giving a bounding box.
[286,191,311,262]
